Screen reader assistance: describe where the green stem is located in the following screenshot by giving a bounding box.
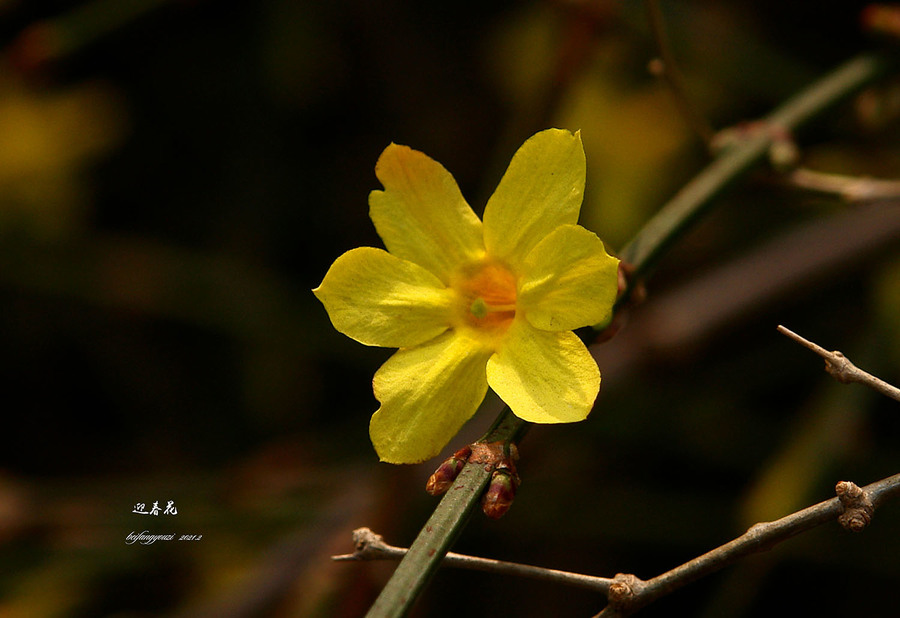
[365,413,527,618]
[365,463,493,618]
[613,52,892,310]
[365,51,894,618]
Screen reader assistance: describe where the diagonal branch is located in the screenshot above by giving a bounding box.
[593,474,900,616]
[612,52,894,310]
[364,412,527,618]
[777,325,900,402]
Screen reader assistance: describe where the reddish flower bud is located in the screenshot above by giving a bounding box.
[481,467,520,519]
[425,445,472,496]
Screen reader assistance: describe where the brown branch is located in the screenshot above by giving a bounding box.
[334,474,900,616]
[593,474,900,616]
[777,325,900,402]
[784,167,900,203]
[332,527,614,593]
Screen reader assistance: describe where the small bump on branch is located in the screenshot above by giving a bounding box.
[606,573,646,612]
[836,481,875,532]
[777,325,900,402]
[335,475,900,617]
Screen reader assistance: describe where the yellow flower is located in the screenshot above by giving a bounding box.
[314,129,619,464]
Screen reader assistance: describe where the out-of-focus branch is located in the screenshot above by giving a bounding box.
[613,53,894,309]
[645,0,716,146]
[783,167,900,203]
[777,325,900,402]
[8,0,177,73]
[594,200,900,373]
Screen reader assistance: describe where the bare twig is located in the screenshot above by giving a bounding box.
[777,325,900,402]
[593,474,900,617]
[334,474,900,617]
[645,0,716,146]
[784,167,900,203]
[333,527,614,593]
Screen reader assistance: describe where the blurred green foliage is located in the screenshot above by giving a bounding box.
[0,0,898,616]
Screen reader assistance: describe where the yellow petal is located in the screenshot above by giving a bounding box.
[313,247,453,348]
[486,319,599,424]
[371,331,492,463]
[518,224,620,331]
[482,129,585,270]
[369,143,485,283]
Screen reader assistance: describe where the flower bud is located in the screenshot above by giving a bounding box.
[425,445,472,496]
[481,466,520,519]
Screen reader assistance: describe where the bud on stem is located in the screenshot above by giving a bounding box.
[425,446,472,496]
[481,461,520,520]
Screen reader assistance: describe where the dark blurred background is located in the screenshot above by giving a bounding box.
[1,0,899,616]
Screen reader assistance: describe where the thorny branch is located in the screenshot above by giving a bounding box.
[777,325,900,402]
[333,474,900,616]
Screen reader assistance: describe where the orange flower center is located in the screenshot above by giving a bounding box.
[453,260,517,338]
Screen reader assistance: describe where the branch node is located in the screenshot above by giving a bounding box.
[469,441,507,470]
[353,527,379,551]
[778,324,900,402]
[824,351,857,384]
[835,481,874,532]
[607,573,645,611]
[596,260,646,341]
[711,121,798,170]
[331,527,395,561]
